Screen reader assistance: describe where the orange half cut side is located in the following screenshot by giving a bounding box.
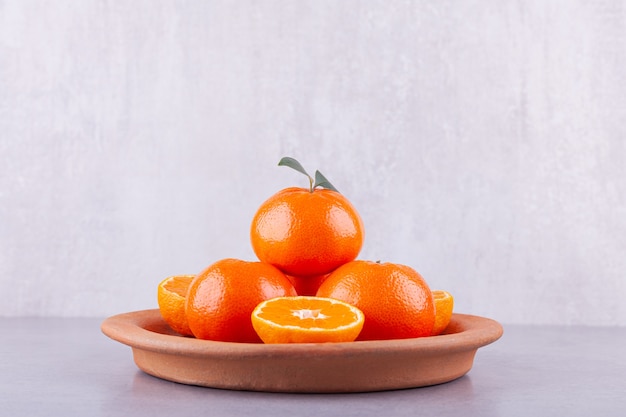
[251,296,364,344]
[157,275,195,337]
[431,290,454,335]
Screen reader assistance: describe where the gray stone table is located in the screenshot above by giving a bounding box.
[1,317,625,416]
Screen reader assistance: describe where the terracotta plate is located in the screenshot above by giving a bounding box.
[101,309,503,393]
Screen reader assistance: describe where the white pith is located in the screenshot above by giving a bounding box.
[292,309,329,320]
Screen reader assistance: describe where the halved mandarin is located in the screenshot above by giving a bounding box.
[431,290,454,335]
[157,275,195,336]
[251,296,364,343]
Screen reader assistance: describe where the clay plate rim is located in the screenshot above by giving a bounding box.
[101,309,503,359]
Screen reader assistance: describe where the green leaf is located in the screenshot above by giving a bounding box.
[313,170,339,192]
[278,157,311,178]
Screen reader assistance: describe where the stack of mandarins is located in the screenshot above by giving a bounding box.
[157,157,454,344]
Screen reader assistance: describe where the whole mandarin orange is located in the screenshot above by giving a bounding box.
[316,260,435,340]
[250,157,364,277]
[286,273,330,296]
[185,258,296,342]
[250,187,364,277]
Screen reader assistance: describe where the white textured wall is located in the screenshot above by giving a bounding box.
[1,1,625,325]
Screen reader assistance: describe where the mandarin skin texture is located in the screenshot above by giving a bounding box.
[317,261,435,340]
[185,258,296,342]
[251,187,364,277]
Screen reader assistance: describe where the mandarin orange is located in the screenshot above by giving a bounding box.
[316,260,435,340]
[286,274,329,296]
[250,158,364,277]
[431,290,454,335]
[185,258,296,342]
[251,296,364,343]
[157,275,195,336]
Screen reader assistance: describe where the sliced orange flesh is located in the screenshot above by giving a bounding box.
[251,296,364,344]
[162,276,193,297]
[431,290,454,335]
[157,275,195,336]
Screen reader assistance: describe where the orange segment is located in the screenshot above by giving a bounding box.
[251,296,365,344]
[157,275,195,336]
[431,290,454,335]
